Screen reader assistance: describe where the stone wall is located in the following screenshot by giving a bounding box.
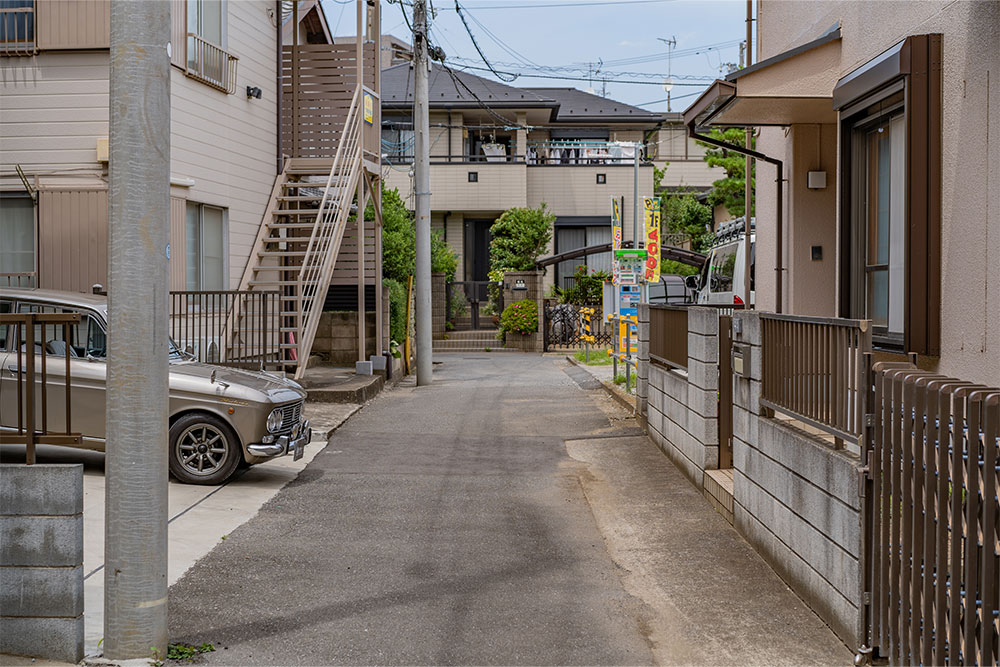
[730,311,863,650]
[502,271,543,352]
[0,464,84,663]
[643,307,720,489]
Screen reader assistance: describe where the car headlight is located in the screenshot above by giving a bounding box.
[266,408,283,433]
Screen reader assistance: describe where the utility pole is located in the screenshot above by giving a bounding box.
[104,0,170,659]
[413,0,432,385]
[657,37,676,111]
[743,0,753,310]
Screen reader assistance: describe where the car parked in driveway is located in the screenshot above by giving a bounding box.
[0,288,311,485]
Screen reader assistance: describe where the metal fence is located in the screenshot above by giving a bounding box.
[0,312,83,463]
[446,281,502,330]
[866,365,999,665]
[760,313,872,446]
[185,32,238,94]
[169,290,280,368]
[543,301,613,350]
[649,305,689,370]
[0,3,35,55]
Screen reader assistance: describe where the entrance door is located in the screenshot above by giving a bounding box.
[465,219,492,283]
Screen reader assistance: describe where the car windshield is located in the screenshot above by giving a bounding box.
[168,337,189,361]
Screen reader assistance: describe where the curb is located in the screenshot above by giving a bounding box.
[565,355,637,414]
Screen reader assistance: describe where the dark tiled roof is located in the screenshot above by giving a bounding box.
[381,62,557,109]
[381,63,662,124]
[525,87,662,121]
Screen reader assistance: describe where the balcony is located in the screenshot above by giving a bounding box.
[185,33,238,94]
[0,2,36,56]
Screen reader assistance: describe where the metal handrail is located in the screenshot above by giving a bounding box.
[0,5,36,56]
[1,272,36,287]
[185,33,239,94]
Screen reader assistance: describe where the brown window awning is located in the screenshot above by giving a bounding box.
[683,24,841,130]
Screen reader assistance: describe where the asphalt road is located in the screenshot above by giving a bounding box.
[167,353,850,665]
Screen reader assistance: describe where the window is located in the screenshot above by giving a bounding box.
[0,300,10,351]
[185,0,237,94]
[836,35,941,354]
[0,193,35,285]
[596,174,606,184]
[467,172,478,183]
[381,124,414,163]
[708,244,738,294]
[0,0,34,55]
[12,303,106,358]
[185,202,226,291]
[555,225,612,288]
[188,0,224,47]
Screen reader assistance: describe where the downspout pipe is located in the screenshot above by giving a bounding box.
[687,127,784,313]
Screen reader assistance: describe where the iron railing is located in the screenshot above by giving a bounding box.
[0,3,36,56]
[0,312,83,463]
[185,33,238,94]
[760,313,873,445]
[649,304,688,370]
[866,365,999,665]
[169,290,280,369]
[543,301,613,350]
[1,272,36,288]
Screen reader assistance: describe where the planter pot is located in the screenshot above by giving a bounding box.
[504,331,537,352]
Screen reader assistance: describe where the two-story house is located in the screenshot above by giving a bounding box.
[379,59,722,293]
[0,0,384,376]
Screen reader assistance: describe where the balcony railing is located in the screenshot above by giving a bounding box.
[169,290,280,369]
[760,313,873,445]
[1,272,36,287]
[0,3,36,56]
[185,33,238,94]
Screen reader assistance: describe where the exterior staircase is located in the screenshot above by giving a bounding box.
[238,87,366,379]
[433,329,518,353]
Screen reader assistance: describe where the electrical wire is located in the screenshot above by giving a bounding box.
[451,62,708,86]
[454,1,518,82]
[441,0,677,9]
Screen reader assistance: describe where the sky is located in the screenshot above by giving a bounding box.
[319,0,753,111]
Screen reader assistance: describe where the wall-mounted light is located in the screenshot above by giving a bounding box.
[246,86,262,100]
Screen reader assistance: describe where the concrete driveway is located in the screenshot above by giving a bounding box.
[0,403,357,655]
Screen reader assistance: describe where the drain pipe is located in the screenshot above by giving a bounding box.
[687,128,783,313]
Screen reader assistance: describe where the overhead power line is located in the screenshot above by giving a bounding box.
[442,0,677,9]
[451,62,712,86]
[454,1,517,81]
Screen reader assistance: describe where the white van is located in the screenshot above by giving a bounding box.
[686,218,755,307]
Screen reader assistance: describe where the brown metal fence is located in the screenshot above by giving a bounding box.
[866,365,999,665]
[169,291,280,369]
[649,305,688,370]
[760,313,873,447]
[0,312,83,463]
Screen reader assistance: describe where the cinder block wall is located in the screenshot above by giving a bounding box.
[643,307,720,488]
[432,272,446,337]
[314,312,377,364]
[0,464,84,663]
[731,311,863,650]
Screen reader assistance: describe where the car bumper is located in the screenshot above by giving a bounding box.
[246,419,312,461]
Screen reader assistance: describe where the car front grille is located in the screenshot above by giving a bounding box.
[277,401,303,434]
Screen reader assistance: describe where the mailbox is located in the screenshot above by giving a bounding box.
[731,343,751,378]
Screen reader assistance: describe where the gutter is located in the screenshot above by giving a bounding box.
[686,125,784,313]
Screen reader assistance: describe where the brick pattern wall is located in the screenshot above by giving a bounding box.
[731,311,863,650]
[502,271,543,352]
[432,273,446,337]
[0,464,84,663]
[642,307,720,488]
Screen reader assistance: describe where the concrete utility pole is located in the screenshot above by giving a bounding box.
[413,0,432,385]
[743,0,753,309]
[104,0,170,658]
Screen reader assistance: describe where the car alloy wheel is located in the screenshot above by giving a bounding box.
[176,423,230,477]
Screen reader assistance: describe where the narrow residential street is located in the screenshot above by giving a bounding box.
[167,354,851,666]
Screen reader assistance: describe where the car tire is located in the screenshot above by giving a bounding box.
[168,413,242,485]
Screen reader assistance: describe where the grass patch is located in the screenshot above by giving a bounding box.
[573,349,614,366]
[614,372,636,392]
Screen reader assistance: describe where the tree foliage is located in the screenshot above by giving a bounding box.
[663,194,714,253]
[488,204,554,272]
[377,186,458,283]
[697,127,756,218]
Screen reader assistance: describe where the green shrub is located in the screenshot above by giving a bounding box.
[498,299,538,337]
[489,205,554,272]
[380,186,458,282]
[385,277,407,344]
[557,265,610,304]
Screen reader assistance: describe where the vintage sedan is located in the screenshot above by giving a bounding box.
[0,288,311,485]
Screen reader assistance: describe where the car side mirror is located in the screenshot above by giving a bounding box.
[684,275,700,290]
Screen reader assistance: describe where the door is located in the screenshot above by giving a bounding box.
[2,303,108,448]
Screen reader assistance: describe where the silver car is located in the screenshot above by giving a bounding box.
[0,288,311,485]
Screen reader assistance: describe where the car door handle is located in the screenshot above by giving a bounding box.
[6,365,28,375]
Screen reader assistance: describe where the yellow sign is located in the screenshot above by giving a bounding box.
[642,197,661,283]
[363,92,374,125]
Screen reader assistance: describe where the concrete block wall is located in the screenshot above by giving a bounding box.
[642,307,720,489]
[730,311,863,650]
[636,305,649,416]
[314,312,377,365]
[0,464,84,663]
[502,271,543,352]
[432,273,446,337]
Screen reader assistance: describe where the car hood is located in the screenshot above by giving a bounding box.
[168,361,306,402]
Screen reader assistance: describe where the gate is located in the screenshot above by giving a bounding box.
[864,364,999,665]
[543,301,613,351]
[446,281,501,330]
[718,313,734,469]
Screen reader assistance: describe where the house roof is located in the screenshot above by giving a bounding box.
[381,63,662,125]
[524,87,663,122]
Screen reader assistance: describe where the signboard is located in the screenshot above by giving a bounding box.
[642,197,661,283]
[618,286,641,355]
[611,196,622,285]
[363,92,374,126]
[614,248,646,286]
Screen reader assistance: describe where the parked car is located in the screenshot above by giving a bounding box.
[647,274,694,305]
[0,288,311,485]
[687,218,755,306]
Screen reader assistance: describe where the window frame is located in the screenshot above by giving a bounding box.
[0,191,37,286]
[184,201,228,292]
[836,34,942,356]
